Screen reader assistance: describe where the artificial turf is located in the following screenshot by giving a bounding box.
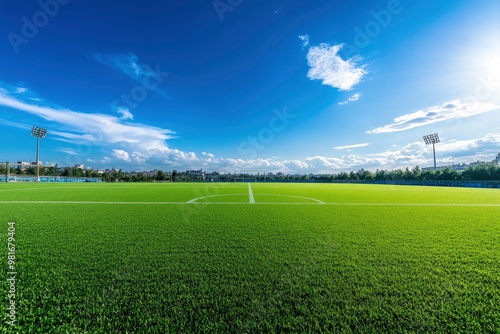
[0,183,499,333]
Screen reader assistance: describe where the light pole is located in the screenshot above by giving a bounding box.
[31,126,47,182]
[423,133,440,170]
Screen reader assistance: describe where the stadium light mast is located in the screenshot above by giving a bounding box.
[423,133,440,170]
[31,126,47,182]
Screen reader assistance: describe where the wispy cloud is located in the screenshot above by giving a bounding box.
[438,133,500,157]
[91,53,168,96]
[298,34,309,47]
[338,93,361,105]
[60,148,78,155]
[117,107,134,120]
[0,118,31,130]
[50,131,97,143]
[367,99,500,134]
[0,86,176,161]
[333,142,370,150]
[306,43,367,91]
[2,84,499,173]
[307,133,500,172]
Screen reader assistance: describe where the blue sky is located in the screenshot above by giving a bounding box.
[1,0,500,173]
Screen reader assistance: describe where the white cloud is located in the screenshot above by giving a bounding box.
[212,158,311,174]
[306,43,367,91]
[112,149,131,162]
[51,131,97,142]
[338,93,361,105]
[262,133,500,173]
[2,85,499,173]
[202,152,215,158]
[298,34,310,47]
[367,99,500,134]
[438,133,500,157]
[117,107,134,120]
[15,87,28,93]
[91,53,168,96]
[60,148,78,155]
[333,143,370,150]
[0,118,31,130]
[0,86,180,165]
[92,53,157,81]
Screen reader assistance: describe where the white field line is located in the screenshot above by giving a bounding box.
[186,193,323,204]
[248,183,255,204]
[0,200,499,206]
[0,201,185,204]
[187,194,246,204]
[256,194,325,204]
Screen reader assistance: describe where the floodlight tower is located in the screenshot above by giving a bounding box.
[423,133,440,170]
[31,126,47,182]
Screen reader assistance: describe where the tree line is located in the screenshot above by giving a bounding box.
[1,162,500,182]
[0,165,99,178]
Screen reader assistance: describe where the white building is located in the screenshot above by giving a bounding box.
[186,169,205,181]
[17,161,31,171]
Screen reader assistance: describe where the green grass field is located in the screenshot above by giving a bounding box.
[1,182,499,333]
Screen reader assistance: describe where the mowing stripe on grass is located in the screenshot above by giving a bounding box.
[248,183,255,204]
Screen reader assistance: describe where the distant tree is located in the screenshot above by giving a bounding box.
[358,169,374,181]
[403,167,414,181]
[26,166,36,176]
[155,170,166,181]
[462,162,500,181]
[335,172,349,180]
[44,165,59,176]
[102,172,113,182]
[374,169,386,181]
[392,169,404,180]
[437,167,458,181]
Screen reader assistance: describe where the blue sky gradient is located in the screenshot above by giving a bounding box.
[1,0,500,173]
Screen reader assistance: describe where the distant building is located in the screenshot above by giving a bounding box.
[186,169,205,181]
[421,165,449,171]
[16,161,31,171]
[74,164,84,169]
[421,159,495,172]
[206,171,220,182]
[449,163,468,171]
